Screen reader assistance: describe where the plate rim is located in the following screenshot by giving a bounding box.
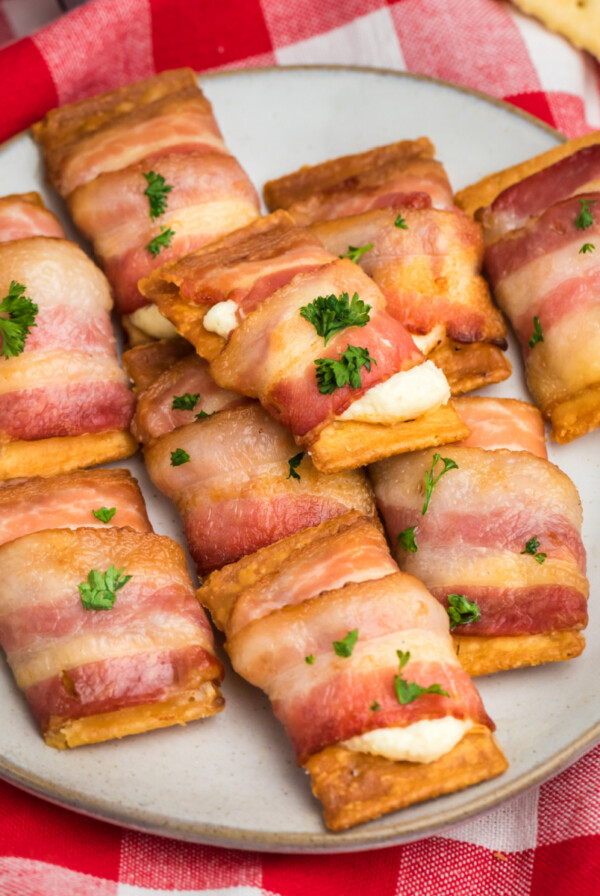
[1,63,593,854]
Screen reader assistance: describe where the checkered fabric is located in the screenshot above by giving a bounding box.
[0,1,599,893]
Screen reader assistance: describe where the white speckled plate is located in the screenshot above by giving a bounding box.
[0,66,598,853]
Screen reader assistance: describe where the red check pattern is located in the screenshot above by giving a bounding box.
[0,0,599,893]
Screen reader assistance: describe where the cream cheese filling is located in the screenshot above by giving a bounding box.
[203,300,240,339]
[127,305,178,340]
[342,717,473,764]
[338,360,450,425]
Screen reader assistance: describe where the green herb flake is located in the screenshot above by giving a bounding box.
[79,565,131,611]
[579,243,595,254]
[333,628,359,658]
[315,345,376,394]
[142,170,173,220]
[0,281,38,359]
[397,526,418,552]
[528,316,544,349]
[339,243,373,264]
[394,650,449,705]
[92,506,116,524]
[574,198,597,231]
[446,594,481,630]
[300,291,371,345]
[370,700,382,712]
[305,654,315,665]
[287,452,304,481]
[394,214,408,230]
[534,552,547,565]
[422,453,458,515]
[146,225,175,258]
[195,410,216,420]
[521,535,547,565]
[170,448,190,466]
[172,392,200,412]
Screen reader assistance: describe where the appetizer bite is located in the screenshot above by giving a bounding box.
[0,527,224,748]
[200,512,507,831]
[0,192,63,243]
[140,211,469,474]
[0,196,136,479]
[456,133,600,442]
[369,397,588,676]
[32,68,260,341]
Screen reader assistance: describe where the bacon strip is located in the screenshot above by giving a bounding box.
[370,443,588,641]
[143,405,378,576]
[0,193,64,243]
[0,527,223,745]
[452,397,547,457]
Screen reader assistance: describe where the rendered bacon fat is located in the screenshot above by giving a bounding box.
[0,193,64,243]
[143,404,378,576]
[264,138,455,225]
[0,527,224,748]
[200,513,505,830]
[0,468,151,547]
[0,237,135,445]
[370,403,588,671]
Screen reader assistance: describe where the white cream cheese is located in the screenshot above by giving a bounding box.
[128,305,177,340]
[338,360,450,425]
[203,300,240,338]
[410,324,446,355]
[342,717,473,764]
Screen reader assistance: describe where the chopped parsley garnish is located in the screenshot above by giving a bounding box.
[92,506,116,524]
[339,243,373,264]
[528,316,544,348]
[422,453,458,515]
[170,448,190,466]
[143,170,173,220]
[521,535,547,564]
[397,526,418,552]
[333,628,359,658]
[394,214,408,229]
[146,225,175,258]
[315,345,376,394]
[394,650,449,705]
[574,198,596,231]
[172,392,200,411]
[79,565,131,611]
[0,281,38,359]
[579,243,595,254]
[300,291,371,345]
[287,452,304,481]
[305,654,315,665]
[446,594,481,630]
[195,410,216,420]
[370,700,382,712]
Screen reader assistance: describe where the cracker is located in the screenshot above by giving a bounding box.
[453,630,585,677]
[0,430,138,481]
[429,339,512,395]
[511,0,600,64]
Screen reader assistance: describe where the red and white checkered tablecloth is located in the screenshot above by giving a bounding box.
[0,1,599,893]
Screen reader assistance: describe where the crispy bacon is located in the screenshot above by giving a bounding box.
[0,468,151,547]
[0,527,223,735]
[0,193,64,243]
[452,397,547,457]
[143,405,377,575]
[32,69,228,196]
[370,445,588,638]
[123,338,194,392]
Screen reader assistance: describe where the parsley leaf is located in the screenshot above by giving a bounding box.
[370,700,382,712]
[79,565,131,611]
[521,535,546,564]
[333,628,359,658]
[574,198,597,231]
[287,452,304,481]
[528,316,544,348]
[172,392,200,411]
[447,594,481,630]
[0,281,38,359]
[394,650,449,704]
[146,225,175,258]
[305,654,315,665]
[397,526,418,552]
[579,243,595,254]
[170,448,190,466]
[339,243,373,264]
[143,170,173,220]
[300,291,371,345]
[92,506,116,524]
[195,410,216,420]
[422,453,458,515]
[315,345,376,394]
[394,214,408,229]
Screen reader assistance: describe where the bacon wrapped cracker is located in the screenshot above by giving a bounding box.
[0,192,64,243]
